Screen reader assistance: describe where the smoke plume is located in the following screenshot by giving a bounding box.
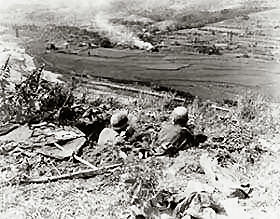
[93,13,153,50]
[1,0,276,49]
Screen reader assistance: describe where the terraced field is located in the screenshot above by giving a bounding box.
[18,7,280,102]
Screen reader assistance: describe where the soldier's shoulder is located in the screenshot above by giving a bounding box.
[160,121,174,129]
[98,128,119,145]
[100,127,114,134]
[99,128,119,139]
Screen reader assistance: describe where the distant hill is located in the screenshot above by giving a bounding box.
[1,0,278,26]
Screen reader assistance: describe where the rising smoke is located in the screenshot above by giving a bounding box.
[87,0,245,49]
[88,0,261,49]
[1,0,272,49]
[93,13,154,50]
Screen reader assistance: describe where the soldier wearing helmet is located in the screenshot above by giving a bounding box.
[98,110,134,146]
[156,106,207,156]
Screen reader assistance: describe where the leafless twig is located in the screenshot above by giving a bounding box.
[21,163,122,184]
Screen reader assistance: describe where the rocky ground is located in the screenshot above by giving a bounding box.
[1,73,280,218]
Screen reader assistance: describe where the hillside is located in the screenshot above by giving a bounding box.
[1,26,280,218]
[1,1,280,218]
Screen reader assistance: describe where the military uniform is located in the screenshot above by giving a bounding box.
[155,106,207,156]
[97,111,134,146]
[97,128,119,146]
[156,122,195,155]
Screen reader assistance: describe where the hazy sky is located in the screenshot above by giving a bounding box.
[0,0,240,9]
[0,0,106,9]
[0,0,277,12]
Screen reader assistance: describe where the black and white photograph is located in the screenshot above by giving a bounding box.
[0,0,280,218]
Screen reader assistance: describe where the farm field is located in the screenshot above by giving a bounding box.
[20,8,280,102]
[1,2,280,219]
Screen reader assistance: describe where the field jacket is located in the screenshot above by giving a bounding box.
[156,122,195,155]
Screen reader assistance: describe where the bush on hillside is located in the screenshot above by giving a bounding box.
[0,55,12,123]
[0,63,78,125]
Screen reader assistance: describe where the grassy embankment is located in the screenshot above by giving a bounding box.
[1,67,280,218]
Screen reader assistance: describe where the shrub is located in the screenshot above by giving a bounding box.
[0,63,76,125]
[236,91,268,122]
[0,55,12,123]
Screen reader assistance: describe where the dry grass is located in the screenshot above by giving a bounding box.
[0,90,280,218]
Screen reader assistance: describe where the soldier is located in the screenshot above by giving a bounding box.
[97,111,134,146]
[155,106,207,156]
